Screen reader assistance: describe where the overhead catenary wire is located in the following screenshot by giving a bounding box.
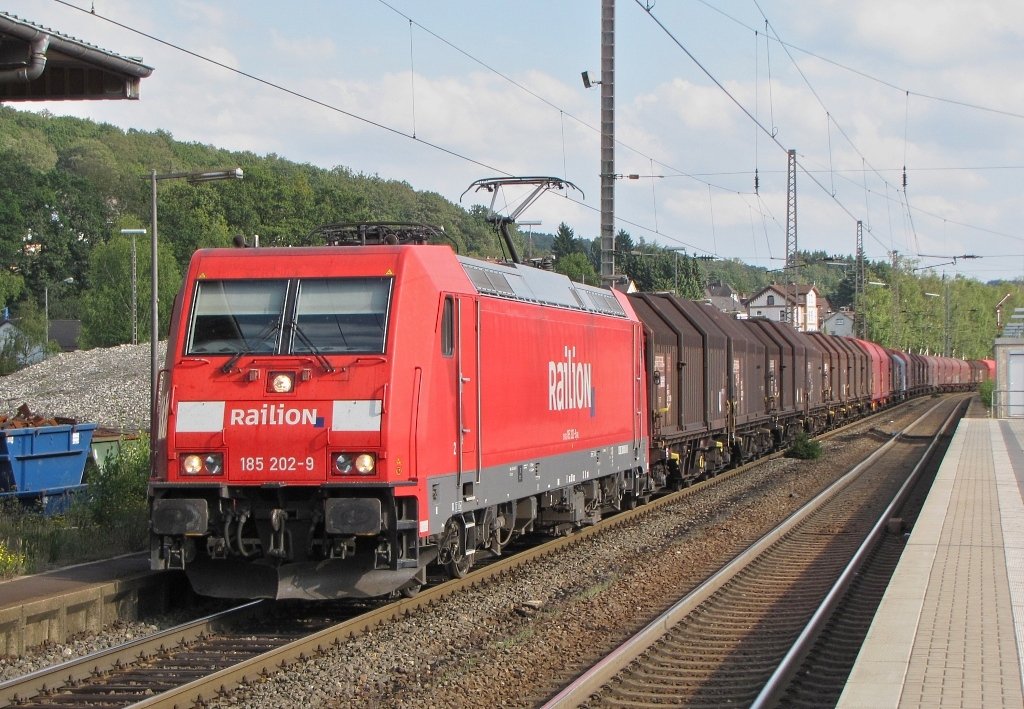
[49,0,1020,267]
[46,0,761,257]
[633,1,869,236]
[51,0,508,176]
[698,0,1024,123]
[751,2,920,255]
[408,19,417,138]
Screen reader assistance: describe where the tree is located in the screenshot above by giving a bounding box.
[156,182,236,267]
[552,222,578,260]
[832,272,856,310]
[614,228,634,255]
[676,255,706,299]
[0,271,24,313]
[79,234,182,348]
[554,252,599,285]
[0,298,45,374]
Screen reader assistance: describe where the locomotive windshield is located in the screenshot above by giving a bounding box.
[186,277,392,356]
[291,278,391,354]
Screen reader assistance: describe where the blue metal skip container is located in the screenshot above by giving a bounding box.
[0,423,98,511]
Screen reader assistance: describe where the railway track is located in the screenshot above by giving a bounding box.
[1,398,958,709]
[543,394,966,708]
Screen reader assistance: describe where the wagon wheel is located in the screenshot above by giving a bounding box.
[442,518,473,579]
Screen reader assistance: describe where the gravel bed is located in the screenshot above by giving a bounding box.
[0,612,189,681]
[1,342,160,431]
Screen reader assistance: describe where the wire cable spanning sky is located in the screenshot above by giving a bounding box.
[5,0,1024,281]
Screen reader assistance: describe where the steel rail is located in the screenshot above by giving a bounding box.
[0,601,263,707]
[540,394,965,709]
[750,395,968,708]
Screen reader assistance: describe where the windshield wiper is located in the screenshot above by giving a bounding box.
[291,320,336,373]
[220,319,282,374]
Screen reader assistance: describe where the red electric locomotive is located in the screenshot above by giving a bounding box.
[149,224,649,600]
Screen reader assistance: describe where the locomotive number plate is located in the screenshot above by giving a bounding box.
[238,456,317,473]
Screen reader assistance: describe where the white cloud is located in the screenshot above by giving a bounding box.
[3,0,1023,279]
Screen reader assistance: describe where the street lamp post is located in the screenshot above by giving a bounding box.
[666,247,687,296]
[149,168,243,425]
[924,277,952,356]
[862,281,887,340]
[121,228,147,346]
[44,277,75,350]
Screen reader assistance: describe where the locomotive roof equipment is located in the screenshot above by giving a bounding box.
[461,176,583,264]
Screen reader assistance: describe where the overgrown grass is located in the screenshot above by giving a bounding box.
[0,434,150,579]
[787,431,823,460]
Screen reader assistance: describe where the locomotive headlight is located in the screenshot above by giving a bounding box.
[203,453,224,475]
[181,453,224,476]
[332,452,376,475]
[182,455,203,475]
[269,372,294,393]
[354,453,375,474]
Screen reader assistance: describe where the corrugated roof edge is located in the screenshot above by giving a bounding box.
[0,12,154,77]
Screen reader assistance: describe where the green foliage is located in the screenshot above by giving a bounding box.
[79,233,182,347]
[82,434,150,544]
[787,432,823,460]
[979,380,994,408]
[615,228,635,255]
[615,238,705,298]
[0,536,27,577]
[0,105,1021,362]
[858,260,1008,359]
[0,269,25,313]
[0,299,46,374]
[0,436,150,578]
[552,222,579,260]
[554,252,599,285]
[0,105,505,350]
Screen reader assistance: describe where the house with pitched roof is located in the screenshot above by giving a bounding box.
[745,283,822,332]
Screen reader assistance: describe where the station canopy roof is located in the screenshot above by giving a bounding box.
[0,11,153,102]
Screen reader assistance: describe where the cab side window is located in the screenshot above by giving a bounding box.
[441,297,454,357]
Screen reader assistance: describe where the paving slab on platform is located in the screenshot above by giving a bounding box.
[839,419,1024,708]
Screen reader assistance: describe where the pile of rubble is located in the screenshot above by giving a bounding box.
[0,343,158,432]
[0,403,77,429]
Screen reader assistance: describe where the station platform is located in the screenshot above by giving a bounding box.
[0,554,184,656]
[840,416,1024,707]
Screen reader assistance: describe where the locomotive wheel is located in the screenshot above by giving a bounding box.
[443,519,473,579]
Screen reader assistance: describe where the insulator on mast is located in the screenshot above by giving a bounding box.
[902,166,907,190]
[754,168,759,194]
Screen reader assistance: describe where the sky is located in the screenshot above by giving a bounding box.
[4,0,1024,283]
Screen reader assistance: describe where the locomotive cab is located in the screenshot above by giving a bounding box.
[151,240,454,598]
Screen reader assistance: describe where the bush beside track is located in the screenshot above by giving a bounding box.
[0,343,156,577]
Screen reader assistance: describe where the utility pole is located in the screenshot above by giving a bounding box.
[855,221,864,337]
[943,273,952,357]
[121,228,146,346]
[666,247,687,296]
[599,0,616,286]
[891,250,900,348]
[785,149,798,328]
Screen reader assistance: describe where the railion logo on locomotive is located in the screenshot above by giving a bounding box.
[548,345,594,413]
[229,404,324,427]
